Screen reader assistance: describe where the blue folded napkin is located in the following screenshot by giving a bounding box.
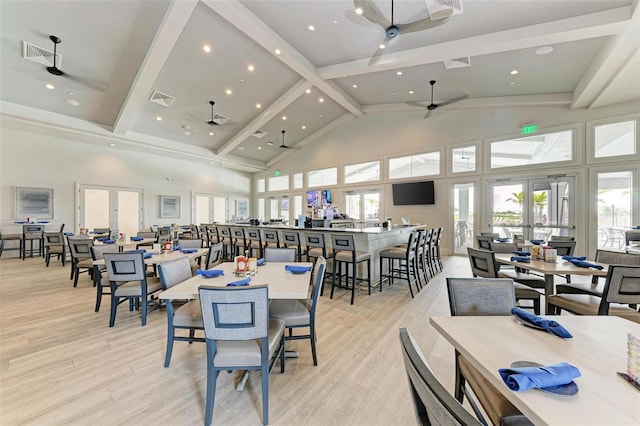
[227,277,251,286]
[143,253,153,259]
[101,239,115,244]
[496,238,509,242]
[530,239,544,245]
[499,362,581,392]
[285,265,312,273]
[512,250,530,256]
[195,269,224,278]
[510,256,530,263]
[96,237,108,242]
[126,249,146,254]
[562,255,586,261]
[569,259,603,270]
[180,248,198,253]
[63,232,74,236]
[130,236,144,241]
[512,307,572,338]
[37,221,49,224]
[257,258,266,266]
[14,221,27,224]
[172,245,182,250]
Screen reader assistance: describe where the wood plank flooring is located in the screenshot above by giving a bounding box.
[0,255,476,425]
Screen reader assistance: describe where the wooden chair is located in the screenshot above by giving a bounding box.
[68,236,94,287]
[264,247,296,262]
[204,243,224,269]
[331,234,371,305]
[44,231,66,266]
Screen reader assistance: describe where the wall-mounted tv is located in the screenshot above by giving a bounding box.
[306,189,332,207]
[392,181,435,205]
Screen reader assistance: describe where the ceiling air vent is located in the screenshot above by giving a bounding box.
[426,0,464,18]
[211,113,229,125]
[251,129,268,138]
[149,90,175,108]
[444,57,471,69]
[22,41,61,67]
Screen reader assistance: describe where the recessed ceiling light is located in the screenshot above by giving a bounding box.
[305,88,311,94]
[536,46,554,55]
[308,25,315,31]
[319,97,324,103]
[320,114,324,117]
[258,146,262,150]
[225,88,232,95]
[256,103,262,108]
[240,78,245,82]
[156,116,162,121]
[408,90,414,94]
[355,7,363,15]
[275,49,281,55]
[209,132,214,136]
[352,84,358,88]
[282,116,287,120]
[67,91,74,96]
[510,69,519,75]
[45,83,55,90]
[333,20,338,24]
[109,143,116,147]
[66,98,80,106]
[509,82,515,85]
[247,64,255,72]
[379,43,386,49]
[302,125,307,130]
[392,92,397,95]
[396,71,403,76]
[239,146,245,150]
[182,124,190,130]
[203,45,211,53]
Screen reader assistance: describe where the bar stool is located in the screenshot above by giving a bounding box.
[246,228,264,258]
[217,226,234,260]
[330,234,371,305]
[282,230,306,262]
[305,232,334,295]
[22,224,45,260]
[0,231,23,258]
[231,227,247,256]
[379,231,420,298]
[433,227,444,272]
[263,229,280,249]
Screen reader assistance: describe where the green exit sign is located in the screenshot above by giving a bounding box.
[521,124,538,134]
[274,170,281,176]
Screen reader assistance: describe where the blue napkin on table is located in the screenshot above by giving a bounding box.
[499,362,581,392]
[126,249,146,254]
[530,239,544,245]
[510,256,531,263]
[143,253,153,259]
[285,265,312,273]
[180,248,198,253]
[130,236,144,241]
[96,237,108,242]
[257,258,266,266]
[172,245,182,251]
[569,259,603,270]
[195,269,224,278]
[512,250,530,256]
[562,255,586,261]
[512,307,573,338]
[101,239,115,244]
[64,232,74,236]
[14,221,27,224]
[496,238,509,242]
[37,221,49,224]
[227,277,251,286]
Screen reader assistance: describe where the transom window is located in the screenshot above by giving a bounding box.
[389,151,440,179]
[256,178,265,193]
[594,120,636,158]
[344,161,380,184]
[293,172,303,189]
[490,129,573,169]
[268,174,289,192]
[308,167,337,188]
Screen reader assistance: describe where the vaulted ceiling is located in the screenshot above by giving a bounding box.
[1,0,638,172]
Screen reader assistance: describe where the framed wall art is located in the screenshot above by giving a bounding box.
[16,187,54,219]
[160,195,180,218]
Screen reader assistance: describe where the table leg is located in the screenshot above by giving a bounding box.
[544,274,554,314]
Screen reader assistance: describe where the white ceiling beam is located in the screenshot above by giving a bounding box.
[215,79,312,156]
[319,6,632,80]
[201,0,363,118]
[571,2,640,108]
[112,0,197,134]
[266,113,355,168]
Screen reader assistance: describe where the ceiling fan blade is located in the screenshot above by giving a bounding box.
[437,94,469,108]
[396,13,451,34]
[354,0,390,28]
[405,101,429,108]
[368,34,391,66]
[424,109,433,119]
[63,72,109,92]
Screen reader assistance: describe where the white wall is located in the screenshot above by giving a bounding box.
[260,100,640,255]
[0,126,252,236]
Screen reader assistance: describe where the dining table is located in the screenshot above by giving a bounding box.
[94,237,156,252]
[92,247,208,267]
[493,253,609,314]
[430,315,640,425]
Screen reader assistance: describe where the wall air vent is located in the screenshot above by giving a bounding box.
[444,57,471,69]
[22,41,61,67]
[149,90,175,108]
[251,129,268,138]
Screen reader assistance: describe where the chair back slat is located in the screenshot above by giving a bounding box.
[601,265,640,308]
[103,252,146,282]
[467,247,498,278]
[331,234,356,252]
[305,233,326,248]
[206,243,224,269]
[68,236,94,259]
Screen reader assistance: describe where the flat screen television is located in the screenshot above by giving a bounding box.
[392,181,435,205]
[306,189,332,207]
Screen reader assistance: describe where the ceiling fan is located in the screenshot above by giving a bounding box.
[33,35,108,91]
[279,130,290,149]
[406,80,468,118]
[354,0,453,66]
[207,100,228,126]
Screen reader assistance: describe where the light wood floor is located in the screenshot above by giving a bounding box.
[0,255,481,425]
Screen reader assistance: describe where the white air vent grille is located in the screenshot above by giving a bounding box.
[444,57,471,69]
[22,41,61,67]
[149,90,175,108]
[211,113,229,125]
[251,129,268,138]
[426,0,463,18]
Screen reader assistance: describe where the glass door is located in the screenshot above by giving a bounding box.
[596,171,632,249]
[453,182,475,254]
[488,176,575,241]
[79,185,142,236]
[344,189,380,227]
[193,193,227,225]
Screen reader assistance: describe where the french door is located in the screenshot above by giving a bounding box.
[78,184,143,236]
[193,193,226,225]
[344,189,380,227]
[488,176,575,241]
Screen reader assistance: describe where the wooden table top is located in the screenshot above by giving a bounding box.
[159,261,313,300]
[430,315,640,425]
[92,248,207,266]
[494,253,609,277]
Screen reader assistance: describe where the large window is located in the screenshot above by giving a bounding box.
[594,120,636,158]
[293,172,303,189]
[490,129,573,169]
[308,167,337,187]
[268,174,289,192]
[389,151,440,179]
[257,178,265,193]
[451,146,477,174]
[344,161,380,184]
